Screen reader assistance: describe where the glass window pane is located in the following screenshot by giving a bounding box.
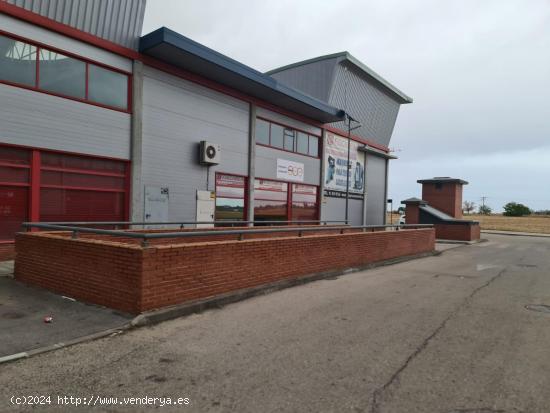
[255,119,270,145]
[308,136,319,157]
[39,49,85,99]
[88,64,128,109]
[215,198,244,221]
[270,123,284,148]
[0,35,37,87]
[297,132,308,154]
[254,200,287,223]
[284,129,295,151]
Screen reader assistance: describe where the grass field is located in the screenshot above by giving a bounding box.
[465,214,550,234]
[387,212,550,234]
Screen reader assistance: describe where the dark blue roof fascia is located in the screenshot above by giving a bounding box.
[140,28,346,123]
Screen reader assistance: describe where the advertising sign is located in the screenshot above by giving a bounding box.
[324,132,365,199]
[276,158,305,182]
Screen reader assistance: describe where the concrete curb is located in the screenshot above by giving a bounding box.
[132,250,440,327]
[436,238,487,245]
[0,325,130,365]
[482,230,550,239]
[2,250,442,364]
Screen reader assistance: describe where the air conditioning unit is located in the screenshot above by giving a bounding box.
[199,141,221,165]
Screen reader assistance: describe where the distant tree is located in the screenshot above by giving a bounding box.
[533,210,550,216]
[478,205,492,215]
[463,201,476,215]
[503,202,531,217]
[397,206,405,214]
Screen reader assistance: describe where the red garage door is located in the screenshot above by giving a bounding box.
[0,144,129,241]
[0,147,30,241]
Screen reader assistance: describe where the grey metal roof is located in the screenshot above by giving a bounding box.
[419,205,478,224]
[401,197,427,205]
[3,0,147,49]
[267,51,413,104]
[359,145,397,159]
[417,177,469,185]
[139,28,346,124]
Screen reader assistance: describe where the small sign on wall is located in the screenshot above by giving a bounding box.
[277,158,304,182]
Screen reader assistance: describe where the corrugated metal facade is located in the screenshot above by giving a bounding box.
[269,57,402,147]
[266,57,339,103]
[329,61,400,147]
[141,66,250,222]
[2,0,146,49]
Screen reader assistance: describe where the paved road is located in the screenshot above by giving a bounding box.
[1,234,550,413]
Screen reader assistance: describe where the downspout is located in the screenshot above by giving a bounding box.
[130,60,144,221]
[247,103,256,225]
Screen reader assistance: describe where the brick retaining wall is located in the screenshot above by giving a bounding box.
[0,243,15,261]
[434,223,480,241]
[15,228,435,314]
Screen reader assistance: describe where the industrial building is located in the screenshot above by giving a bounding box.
[0,0,412,258]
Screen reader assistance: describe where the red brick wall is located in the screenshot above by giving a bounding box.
[15,234,143,313]
[15,228,435,314]
[422,183,463,218]
[0,243,15,261]
[434,223,480,241]
[404,204,420,224]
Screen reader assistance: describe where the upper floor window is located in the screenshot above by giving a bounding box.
[255,117,320,158]
[0,34,130,111]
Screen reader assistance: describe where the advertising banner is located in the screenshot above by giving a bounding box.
[276,158,305,182]
[324,132,365,199]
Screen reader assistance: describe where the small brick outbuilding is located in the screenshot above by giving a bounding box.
[402,177,480,242]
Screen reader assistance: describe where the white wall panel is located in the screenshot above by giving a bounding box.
[365,155,387,225]
[0,83,131,159]
[255,145,320,186]
[141,66,250,222]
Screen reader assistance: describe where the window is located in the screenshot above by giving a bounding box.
[284,129,295,151]
[0,36,36,87]
[88,64,128,109]
[253,179,319,223]
[270,123,284,149]
[215,174,246,222]
[255,118,321,157]
[254,179,288,223]
[39,49,86,99]
[291,184,318,221]
[308,136,319,157]
[255,119,270,145]
[297,132,308,155]
[0,34,130,111]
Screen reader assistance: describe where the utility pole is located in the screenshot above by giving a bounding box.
[481,196,487,208]
[344,114,362,224]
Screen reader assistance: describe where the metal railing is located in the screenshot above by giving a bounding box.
[21,221,434,247]
[21,220,347,229]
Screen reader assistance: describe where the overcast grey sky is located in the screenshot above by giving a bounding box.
[143,0,550,212]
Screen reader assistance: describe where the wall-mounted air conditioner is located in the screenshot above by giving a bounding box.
[199,141,221,165]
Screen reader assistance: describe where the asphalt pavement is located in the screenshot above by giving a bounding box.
[1,233,550,413]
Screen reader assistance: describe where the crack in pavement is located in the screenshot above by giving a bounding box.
[369,266,509,413]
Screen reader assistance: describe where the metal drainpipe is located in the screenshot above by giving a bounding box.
[130,60,144,222]
[362,152,368,225]
[318,129,327,222]
[383,158,389,225]
[247,103,256,226]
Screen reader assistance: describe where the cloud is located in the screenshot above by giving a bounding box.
[143,0,550,211]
